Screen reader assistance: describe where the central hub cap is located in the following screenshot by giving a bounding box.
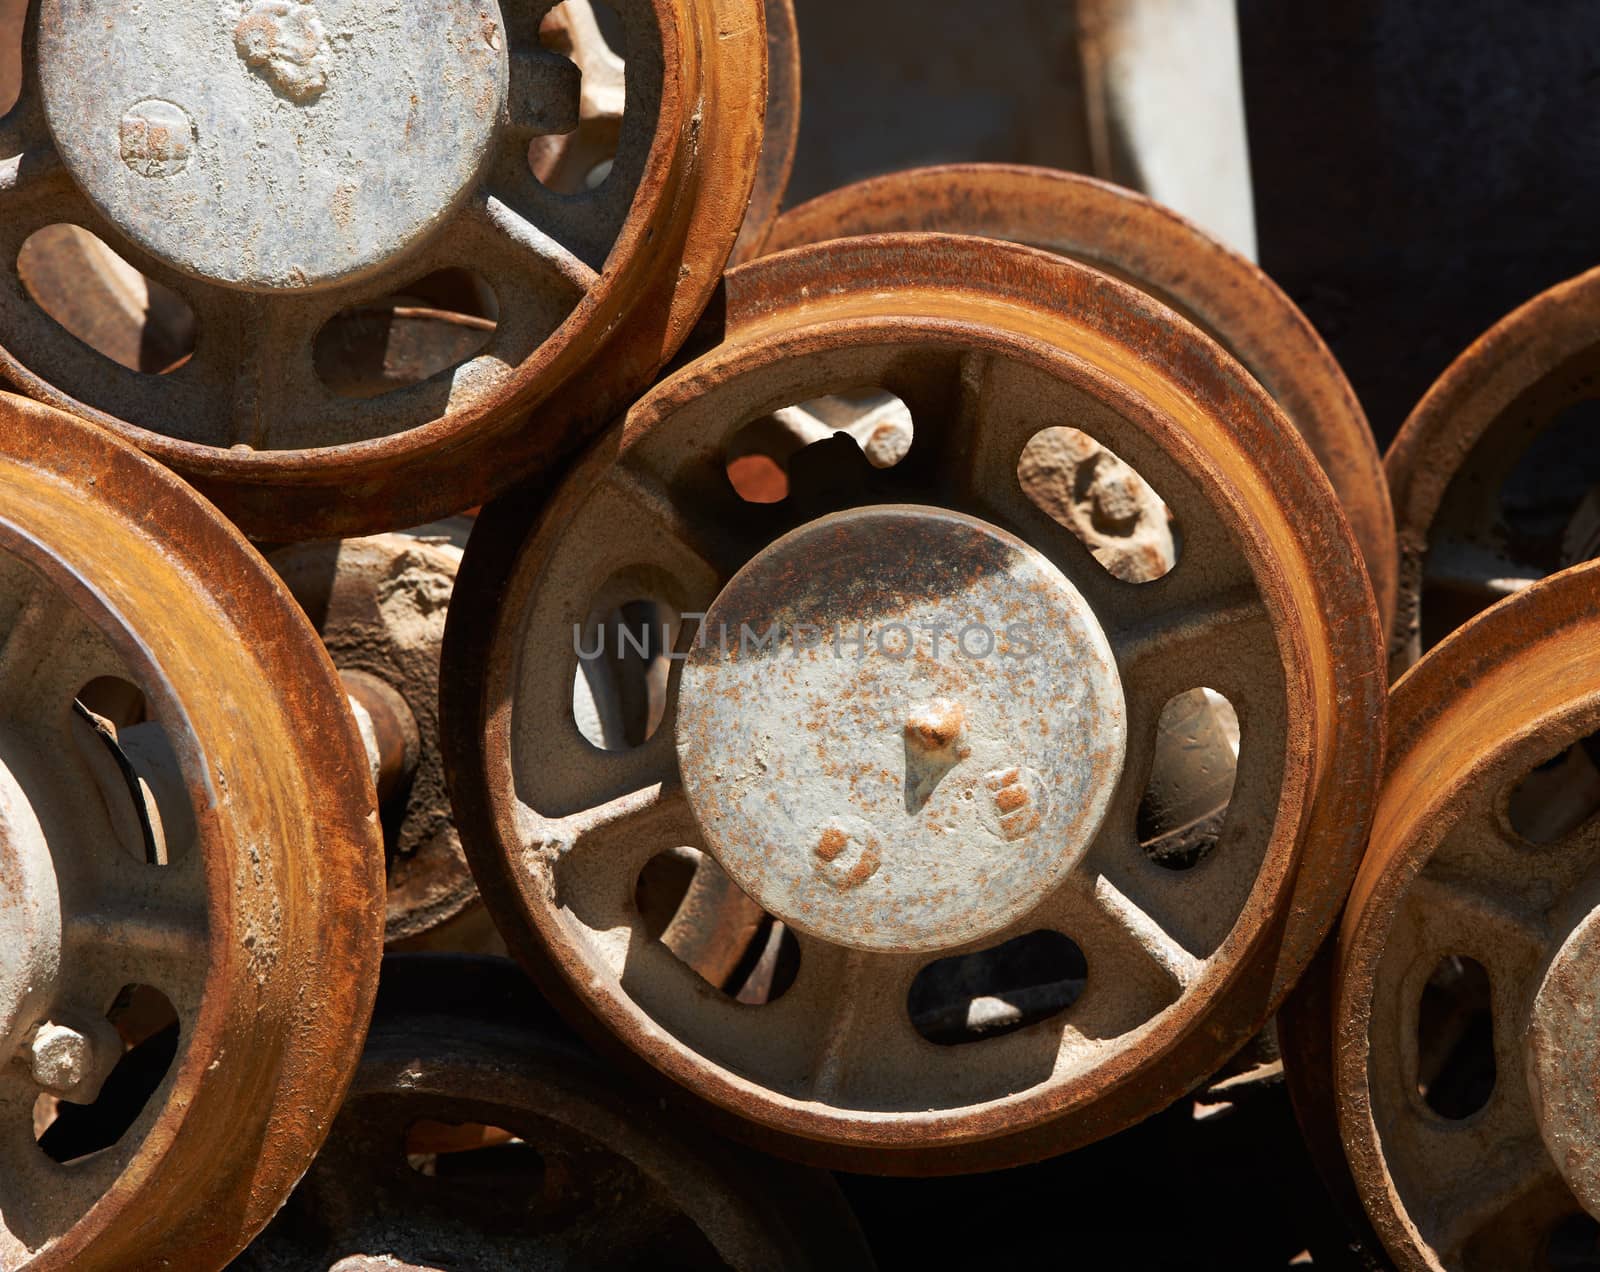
[676,505,1126,953]
[1527,905,1600,1215]
[0,751,61,1054]
[40,0,509,291]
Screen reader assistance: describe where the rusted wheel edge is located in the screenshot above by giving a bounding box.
[765,164,1398,640]
[728,0,799,266]
[1384,264,1600,677]
[0,391,384,1270]
[238,954,875,1270]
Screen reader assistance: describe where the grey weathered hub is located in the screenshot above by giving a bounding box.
[39,0,508,291]
[1528,904,1600,1218]
[676,505,1127,954]
[0,752,60,1059]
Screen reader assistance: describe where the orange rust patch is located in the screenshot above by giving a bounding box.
[815,828,848,862]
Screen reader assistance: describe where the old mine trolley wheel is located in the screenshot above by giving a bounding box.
[535,0,798,265]
[269,530,474,947]
[441,234,1385,1173]
[0,0,765,539]
[235,955,875,1271]
[1386,266,1600,677]
[1285,558,1600,1272]
[0,392,383,1269]
[765,164,1399,639]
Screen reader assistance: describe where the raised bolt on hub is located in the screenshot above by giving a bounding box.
[342,669,421,810]
[26,1017,120,1100]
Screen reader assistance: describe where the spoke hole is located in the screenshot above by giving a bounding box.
[36,985,179,1164]
[71,684,190,867]
[1139,689,1239,871]
[405,1120,535,1179]
[1019,427,1178,582]
[574,590,678,751]
[533,1,627,193]
[1428,401,1600,653]
[314,268,498,399]
[1501,401,1600,573]
[908,931,1086,1046]
[725,391,915,504]
[77,675,146,729]
[17,226,196,374]
[1417,954,1496,1120]
[1547,1213,1600,1270]
[0,0,22,114]
[634,848,799,1004]
[1507,732,1600,844]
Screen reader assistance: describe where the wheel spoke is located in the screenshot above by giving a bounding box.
[485,157,630,274]
[479,194,598,296]
[463,194,597,362]
[509,46,583,136]
[543,782,698,938]
[803,950,924,1103]
[510,465,731,820]
[201,293,328,451]
[1109,582,1273,704]
[1034,873,1189,1042]
[1427,1135,1559,1263]
[0,583,118,718]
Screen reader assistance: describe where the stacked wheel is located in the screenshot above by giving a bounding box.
[442,233,1386,1171]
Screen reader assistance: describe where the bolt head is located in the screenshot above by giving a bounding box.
[1089,465,1146,532]
[904,697,966,752]
[30,1024,91,1094]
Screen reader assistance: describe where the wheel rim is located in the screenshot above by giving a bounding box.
[1386,265,1600,677]
[534,0,799,265]
[442,234,1384,1171]
[1330,558,1600,1272]
[765,164,1398,639]
[0,0,766,538]
[0,392,383,1269]
[235,955,875,1271]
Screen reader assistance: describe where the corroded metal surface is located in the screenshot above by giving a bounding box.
[269,529,474,946]
[677,505,1127,953]
[534,0,798,265]
[0,391,383,1270]
[764,164,1399,638]
[1386,264,1600,678]
[1017,423,1174,583]
[42,2,507,291]
[441,233,1385,1172]
[729,0,799,264]
[233,955,875,1271]
[0,0,767,540]
[1286,559,1600,1271]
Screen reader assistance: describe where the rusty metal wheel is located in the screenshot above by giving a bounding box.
[0,392,383,1269]
[233,955,875,1271]
[1386,265,1600,678]
[764,164,1399,638]
[535,0,797,265]
[0,0,765,540]
[1284,559,1600,1271]
[268,525,475,948]
[441,234,1385,1172]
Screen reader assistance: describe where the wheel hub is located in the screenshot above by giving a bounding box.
[676,505,1127,953]
[1527,903,1600,1215]
[39,0,509,291]
[0,750,61,1056]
